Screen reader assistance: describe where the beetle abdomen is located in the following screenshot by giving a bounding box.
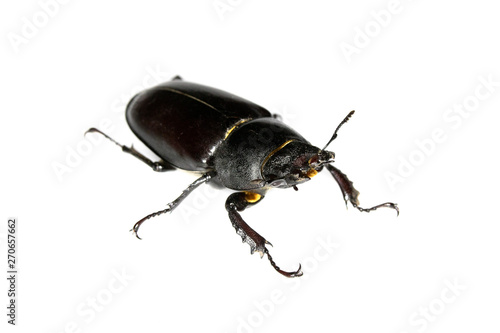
[126,80,271,171]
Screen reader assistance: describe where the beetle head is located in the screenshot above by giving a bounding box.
[257,110,355,189]
[261,141,334,188]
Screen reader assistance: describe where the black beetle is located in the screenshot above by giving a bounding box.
[86,76,398,277]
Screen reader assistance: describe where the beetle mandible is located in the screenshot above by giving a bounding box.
[86,76,398,277]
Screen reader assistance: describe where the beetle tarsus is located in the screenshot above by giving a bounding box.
[354,202,399,216]
[265,248,303,278]
[131,207,171,239]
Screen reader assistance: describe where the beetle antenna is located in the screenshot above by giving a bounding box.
[322,110,355,151]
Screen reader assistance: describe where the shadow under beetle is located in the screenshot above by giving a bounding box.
[86,76,398,277]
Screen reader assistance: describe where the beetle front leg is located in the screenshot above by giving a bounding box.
[225,192,303,278]
[325,164,399,215]
[85,128,175,172]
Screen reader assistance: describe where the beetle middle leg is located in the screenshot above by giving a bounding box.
[130,171,216,238]
[85,128,175,172]
[225,192,303,278]
[325,164,399,215]
[130,171,215,239]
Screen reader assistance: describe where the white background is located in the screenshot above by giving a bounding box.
[1,1,500,332]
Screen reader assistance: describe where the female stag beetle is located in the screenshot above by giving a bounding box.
[86,76,398,277]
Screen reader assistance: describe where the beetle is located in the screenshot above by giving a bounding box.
[86,76,398,277]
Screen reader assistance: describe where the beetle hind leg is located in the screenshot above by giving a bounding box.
[85,128,175,172]
[325,164,399,215]
[225,192,303,278]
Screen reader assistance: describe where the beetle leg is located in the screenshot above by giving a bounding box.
[325,164,399,215]
[131,171,215,238]
[272,113,283,121]
[85,128,175,172]
[225,192,303,278]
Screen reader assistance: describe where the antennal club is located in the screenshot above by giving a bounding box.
[322,110,355,150]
